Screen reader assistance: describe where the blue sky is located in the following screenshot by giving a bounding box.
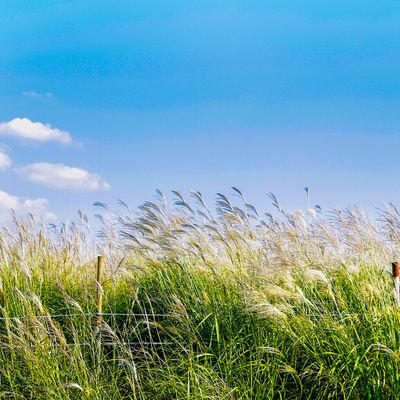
[1,0,400,221]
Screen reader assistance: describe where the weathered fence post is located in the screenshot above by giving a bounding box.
[96,255,104,329]
[392,262,400,307]
[94,255,104,372]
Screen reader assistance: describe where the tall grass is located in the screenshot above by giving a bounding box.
[0,191,400,398]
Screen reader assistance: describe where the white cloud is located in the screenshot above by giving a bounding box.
[0,150,12,170]
[0,190,56,223]
[22,90,54,99]
[0,118,72,144]
[18,163,111,191]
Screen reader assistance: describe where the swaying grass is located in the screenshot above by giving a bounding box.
[1,191,400,398]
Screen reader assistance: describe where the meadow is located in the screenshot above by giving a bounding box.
[0,189,400,399]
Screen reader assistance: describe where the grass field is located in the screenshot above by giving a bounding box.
[1,190,400,399]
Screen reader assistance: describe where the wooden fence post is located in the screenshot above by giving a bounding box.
[96,255,104,329]
[392,262,400,307]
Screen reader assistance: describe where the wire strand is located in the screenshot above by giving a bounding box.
[0,312,170,321]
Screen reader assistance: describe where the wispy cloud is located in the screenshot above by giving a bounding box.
[0,190,56,223]
[0,118,72,144]
[17,163,111,191]
[22,90,54,99]
[0,150,12,170]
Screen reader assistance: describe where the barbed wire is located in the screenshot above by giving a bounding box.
[0,312,170,321]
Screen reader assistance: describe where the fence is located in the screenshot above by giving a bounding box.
[0,256,175,351]
[1,256,400,351]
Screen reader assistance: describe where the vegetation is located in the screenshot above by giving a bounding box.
[0,189,400,399]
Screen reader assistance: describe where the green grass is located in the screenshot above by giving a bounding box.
[1,193,400,398]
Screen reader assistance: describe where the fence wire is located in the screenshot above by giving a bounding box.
[0,311,175,350]
[0,312,170,321]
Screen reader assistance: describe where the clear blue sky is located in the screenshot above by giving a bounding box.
[1,0,400,221]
